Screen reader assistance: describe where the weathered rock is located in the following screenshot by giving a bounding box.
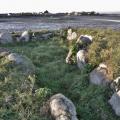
[89,63,110,86]
[6,53,25,64]
[76,35,92,44]
[67,29,77,41]
[0,32,13,44]
[6,53,35,74]
[66,49,73,64]
[111,77,120,92]
[76,50,87,70]
[67,29,72,35]
[20,31,30,42]
[109,90,120,116]
[41,33,53,39]
[0,48,10,57]
[50,93,78,120]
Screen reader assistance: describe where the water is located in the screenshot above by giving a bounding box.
[0,16,120,32]
[93,19,120,23]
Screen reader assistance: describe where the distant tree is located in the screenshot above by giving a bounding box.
[81,11,88,15]
[90,11,96,15]
[44,10,49,14]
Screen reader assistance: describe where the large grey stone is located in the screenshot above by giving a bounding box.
[20,31,30,42]
[6,53,24,64]
[90,63,110,86]
[0,32,13,44]
[50,93,78,120]
[6,53,35,74]
[0,48,10,57]
[109,90,120,116]
[76,50,87,70]
[76,35,92,44]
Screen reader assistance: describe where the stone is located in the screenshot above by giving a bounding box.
[76,50,87,70]
[67,29,77,41]
[109,90,120,116]
[76,35,92,44]
[67,32,77,41]
[49,93,78,120]
[0,48,10,57]
[6,53,24,64]
[0,32,13,44]
[111,77,120,92]
[6,53,35,74]
[20,31,30,42]
[67,29,72,35]
[66,49,73,64]
[89,63,110,86]
[41,33,53,39]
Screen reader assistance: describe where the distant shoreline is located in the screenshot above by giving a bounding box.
[0,11,120,18]
[0,15,120,32]
[0,15,120,19]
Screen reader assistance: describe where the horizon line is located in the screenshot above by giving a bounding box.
[0,11,120,14]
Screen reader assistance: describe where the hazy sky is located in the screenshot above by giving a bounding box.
[0,0,120,13]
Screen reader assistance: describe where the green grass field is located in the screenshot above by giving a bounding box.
[0,28,120,120]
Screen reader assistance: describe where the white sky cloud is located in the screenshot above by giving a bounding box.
[0,0,120,13]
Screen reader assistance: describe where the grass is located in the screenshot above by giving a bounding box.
[0,28,120,120]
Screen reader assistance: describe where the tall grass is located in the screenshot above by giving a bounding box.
[0,28,120,119]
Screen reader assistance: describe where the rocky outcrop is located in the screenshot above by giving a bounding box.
[67,29,77,41]
[76,50,87,70]
[109,90,120,116]
[0,32,13,44]
[49,93,78,120]
[20,31,30,42]
[89,63,110,86]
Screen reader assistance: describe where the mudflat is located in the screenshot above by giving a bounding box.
[0,15,120,32]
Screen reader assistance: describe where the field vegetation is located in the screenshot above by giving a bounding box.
[0,28,120,120]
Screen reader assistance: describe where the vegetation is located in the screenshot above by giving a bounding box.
[0,11,100,18]
[0,28,120,120]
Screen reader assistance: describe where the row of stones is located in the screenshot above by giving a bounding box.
[66,28,120,117]
[0,30,53,44]
[0,48,78,120]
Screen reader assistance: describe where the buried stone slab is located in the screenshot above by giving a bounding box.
[49,93,78,120]
[40,32,53,39]
[89,63,110,86]
[6,53,35,74]
[31,31,53,41]
[109,90,120,116]
[0,32,13,44]
[76,50,87,70]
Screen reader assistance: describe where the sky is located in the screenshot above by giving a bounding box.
[0,0,120,13]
